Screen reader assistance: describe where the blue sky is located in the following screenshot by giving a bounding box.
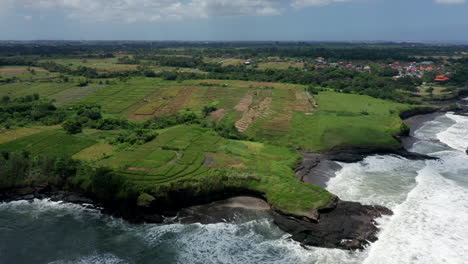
[0,0,467,42]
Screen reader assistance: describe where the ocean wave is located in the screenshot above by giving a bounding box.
[437,113,468,152]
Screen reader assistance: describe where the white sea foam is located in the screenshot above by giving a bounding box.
[48,253,128,264]
[0,198,99,220]
[363,165,468,264]
[327,155,423,209]
[138,219,363,264]
[437,113,468,152]
[324,112,468,264]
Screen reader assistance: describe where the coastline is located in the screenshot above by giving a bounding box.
[0,101,459,251]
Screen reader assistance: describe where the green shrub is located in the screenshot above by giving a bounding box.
[137,193,155,207]
[62,120,82,134]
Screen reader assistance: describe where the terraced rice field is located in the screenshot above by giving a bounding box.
[72,142,115,161]
[75,78,172,115]
[98,126,218,186]
[235,91,273,132]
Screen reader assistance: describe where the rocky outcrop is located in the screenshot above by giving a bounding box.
[325,146,438,163]
[0,187,94,205]
[0,185,391,251]
[399,106,437,120]
[273,199,392,250]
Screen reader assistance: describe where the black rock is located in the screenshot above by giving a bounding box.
[326,146,438,163]
[142,214,164,223]
[273,200,392,250]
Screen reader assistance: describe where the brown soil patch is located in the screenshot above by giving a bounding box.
[203,152,216,168]
[209,109,226,123]
[235,96,272,132]
[234,90,255,112]
[129,113,152,120]
[127,167,152,171]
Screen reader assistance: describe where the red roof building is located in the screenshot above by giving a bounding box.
[435,75,449,82]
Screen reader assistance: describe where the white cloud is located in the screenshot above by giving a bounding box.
[291,0,364,8]
[3,0,364,23]
[434,0,466,4]
[24,15,32,20]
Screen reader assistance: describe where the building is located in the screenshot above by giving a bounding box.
[435,75,450,82]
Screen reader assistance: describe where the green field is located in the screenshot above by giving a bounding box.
[0,82,78,99]
[39,58,138,72]
[42,58,206,74]
[287,92,410,151]
[0,126,60,144]
[72,142,115,161]
[0,129,98,157]
[49,84,107,106]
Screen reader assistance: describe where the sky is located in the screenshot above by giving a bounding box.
[0,0,467,42]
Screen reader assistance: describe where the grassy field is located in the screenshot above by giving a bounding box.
[39,58,138,73]
[0,66,58,80]
[257,61,304,70]
[287,92,410,151]
[0,126,60,144]
[203,58,245,66]
[42,58,206,74]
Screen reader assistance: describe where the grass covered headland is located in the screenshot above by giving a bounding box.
[0,77,426,219]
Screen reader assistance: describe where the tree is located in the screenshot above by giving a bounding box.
[62,120,82,134]
[202,105,217,117]
[427,87,434,97]
[1,96,10,104]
